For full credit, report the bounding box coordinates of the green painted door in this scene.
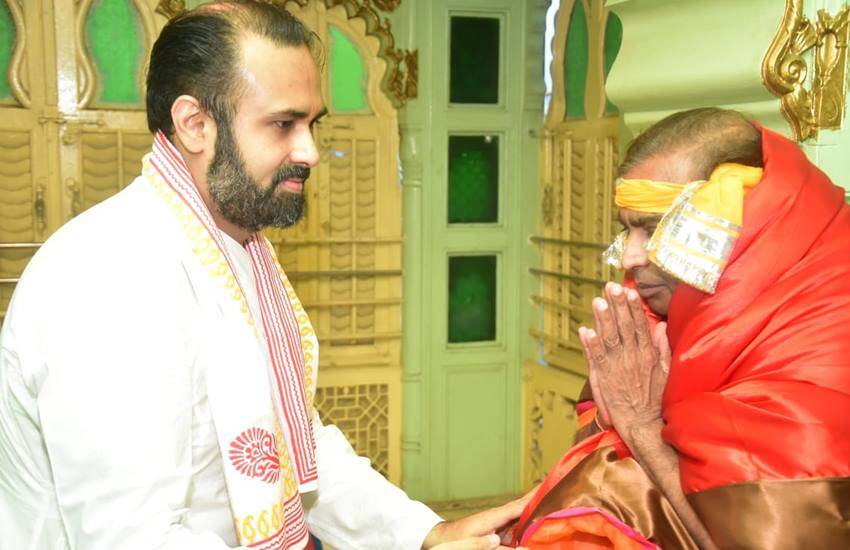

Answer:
[402,0,543,502]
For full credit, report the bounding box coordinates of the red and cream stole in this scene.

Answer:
[144,131,318,549]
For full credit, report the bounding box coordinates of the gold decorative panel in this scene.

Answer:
[525,0,621,485]
[523,362,584,489]
[763,0,850,141]
[76,131,151,215]
[532,128,617,373]
[156,0,418,108]
[0,130,37,318]
[328,137,377,344]
[268,124,402,364]
[267,2,404,483]
[315,383,390,477]
[0,131,35,242]
[284,0,418,108]
[530,0,620,373]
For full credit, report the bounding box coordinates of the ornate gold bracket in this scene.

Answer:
[156,0,417,108]
[762,0,850,141]
[155,0,186,18]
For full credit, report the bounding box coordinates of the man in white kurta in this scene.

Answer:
[0,145,438,549]
[0,2,524,549]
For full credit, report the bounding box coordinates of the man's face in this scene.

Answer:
[616,156,687,316]
[617,208,678,316]
[207,37,326,232]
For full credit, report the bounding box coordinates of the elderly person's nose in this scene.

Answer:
[621,232,649,270]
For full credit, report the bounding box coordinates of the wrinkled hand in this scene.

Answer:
[578,282,671,441]
[422,492,532,550]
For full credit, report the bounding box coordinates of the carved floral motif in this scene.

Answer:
[155,0,417,107]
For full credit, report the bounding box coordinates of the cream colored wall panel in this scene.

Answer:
[606,0,786,137]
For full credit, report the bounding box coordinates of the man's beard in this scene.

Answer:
[206,119,309,232]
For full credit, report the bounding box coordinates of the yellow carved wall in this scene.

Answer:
[0,0,159,321]
[523,0,621,489]
[277,1,404,483]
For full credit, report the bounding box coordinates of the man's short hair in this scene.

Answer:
[618,107,763,181]
[146,0,321,135]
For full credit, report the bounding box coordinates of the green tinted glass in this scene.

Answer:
[448,135,499,224]
[0,1,14,100]
[603,13,623,114]
[450,16,499,104]
[330,25,368,113]
[86,0,144,105]
[448,255,497,343]
[564,0,588,119]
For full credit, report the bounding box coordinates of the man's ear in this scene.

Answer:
[170,94,215,154]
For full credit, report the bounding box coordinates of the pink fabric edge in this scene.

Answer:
[519,506,659,549]
[575,401,596,415]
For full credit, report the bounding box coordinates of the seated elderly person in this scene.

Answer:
[512,108,850,549]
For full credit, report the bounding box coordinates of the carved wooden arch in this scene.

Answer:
[4,0,30,107]
[156,0,417,108]
[76,0,160,109]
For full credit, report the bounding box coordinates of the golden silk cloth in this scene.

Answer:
[513,431,850,549]
[514,127,850,548]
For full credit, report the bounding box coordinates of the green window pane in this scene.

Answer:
[603,13,623,114]
[563,0,588,119]
[448,135,499,224]
[0,1,14,100]
[450,16,499,104]
[448,255,497,343]
[329,25,368,113]
[86,0,144,105]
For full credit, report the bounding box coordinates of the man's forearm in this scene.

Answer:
[627,420,717,550]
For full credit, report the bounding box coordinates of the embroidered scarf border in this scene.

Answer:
[145,132,318,548]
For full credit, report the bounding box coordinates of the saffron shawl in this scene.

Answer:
[514,128,850,548]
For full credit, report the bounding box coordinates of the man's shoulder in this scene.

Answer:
[12,178,185,310]
[36,178,177,265]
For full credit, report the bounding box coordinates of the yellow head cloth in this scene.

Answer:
[605,162,764,293]
[615,162,763,225]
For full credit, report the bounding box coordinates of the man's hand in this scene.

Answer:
[422,493,531,550]
[578,284,717,549]
[578,282,670,450]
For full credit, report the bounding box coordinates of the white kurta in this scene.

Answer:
[0,176,441,549]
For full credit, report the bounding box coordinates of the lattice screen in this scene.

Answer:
[315,383,390,477]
